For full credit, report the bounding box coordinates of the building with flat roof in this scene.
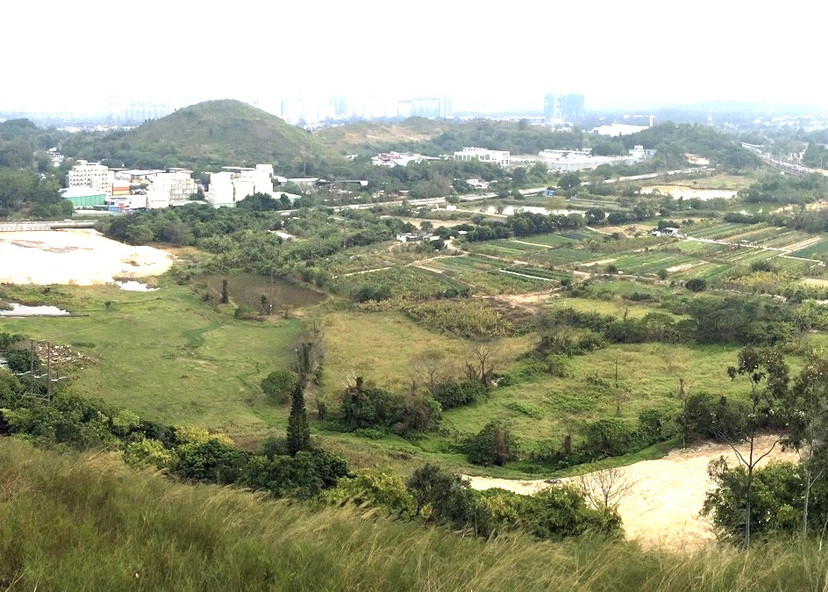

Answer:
[206,165,273,206]
[67,160,114,198]
[60,186,106,209]
[453,147,511,167]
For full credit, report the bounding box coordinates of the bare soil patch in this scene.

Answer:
[0,230,173,285]
[465,436,797,549]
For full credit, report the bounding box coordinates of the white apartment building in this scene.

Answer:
[206,165,273,206]
[168,171,198,204]
[67,160,114,198]
[207,172,235,205]
[453,147,511,167]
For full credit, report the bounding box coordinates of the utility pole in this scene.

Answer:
[29,339,35,397]
[46,341,52,402]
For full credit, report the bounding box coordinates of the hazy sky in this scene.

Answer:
[4,0,826,114]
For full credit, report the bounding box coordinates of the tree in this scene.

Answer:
[558,172,581,190]
[261,369,298,404]
[286,380,311,456]
[577,466,636,511]
[220,279,229,304]
[724,347,789,546]
[585,208,606,225]
[784,357,828,536]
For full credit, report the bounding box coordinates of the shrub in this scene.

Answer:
[261,369,298,405]
[637,408,674,445]
[234,304,259,320]
[465,421,518,466]
[124,437,178,468]
[432,379,487,409]
[324,468,416,517]
[685,278,707,292]
[677,393,749,443]
[175,438,252,485]
[582,418,640,457]
[340,378,398,431]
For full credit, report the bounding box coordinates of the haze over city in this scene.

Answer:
[5,0,827,116]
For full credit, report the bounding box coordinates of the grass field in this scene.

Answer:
[0,280,301,436]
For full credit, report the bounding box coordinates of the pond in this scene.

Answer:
[198,273,326,310]
[0,303,71,317]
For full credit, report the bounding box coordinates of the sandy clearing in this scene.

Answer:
[0,229,173,285]
[581,258,616,268]
[783,236,823,253]
[465,436,797,549]
[666,263,697,273]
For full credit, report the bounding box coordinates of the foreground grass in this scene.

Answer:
[2,437,828,592]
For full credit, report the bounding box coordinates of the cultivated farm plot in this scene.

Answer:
[517,233,579,248]
[788,238,828,258]
[333,266,466,299]
[609,252,701,276]
[464,241,541,259]
[719,225,778,244]
[685,223,764,241]
[754,230,814,249]
[527,247,602,267]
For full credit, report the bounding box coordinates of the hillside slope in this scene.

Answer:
[1,437,826,592]
[63,100,341,170]
[317,117,453,153]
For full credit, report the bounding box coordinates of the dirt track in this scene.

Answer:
[464,436,797,549]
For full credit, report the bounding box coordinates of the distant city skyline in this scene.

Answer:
[3,0,826,116]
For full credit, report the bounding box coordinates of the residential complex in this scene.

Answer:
[65,161,198,210]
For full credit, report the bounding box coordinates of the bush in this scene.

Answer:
[685,278,707,292]
[261,369,298,404]
[340,378,398,431]
[637,408,674,445]
[324,468,416,516]
[582,418,640,457]
[233,304,259,320]
[175,438,252,485]
[703,459,803,542]
[431,379,487,409]
[465,421,518,466]
[677,393,749,443]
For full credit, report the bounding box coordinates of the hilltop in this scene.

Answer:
[316,117,453,153]
[62,100,341,170]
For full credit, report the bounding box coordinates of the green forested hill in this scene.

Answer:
[62,100,342,171]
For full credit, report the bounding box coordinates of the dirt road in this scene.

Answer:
[464,436,797,548]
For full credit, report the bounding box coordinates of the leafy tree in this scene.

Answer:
[261,369,298,404]
[784,357,828,536]
[558,172,581,190]
[724,347,790,546]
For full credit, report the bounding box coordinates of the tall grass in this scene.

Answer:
[2,437,828,591]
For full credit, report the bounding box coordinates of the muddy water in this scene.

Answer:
[199,273,326,309]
